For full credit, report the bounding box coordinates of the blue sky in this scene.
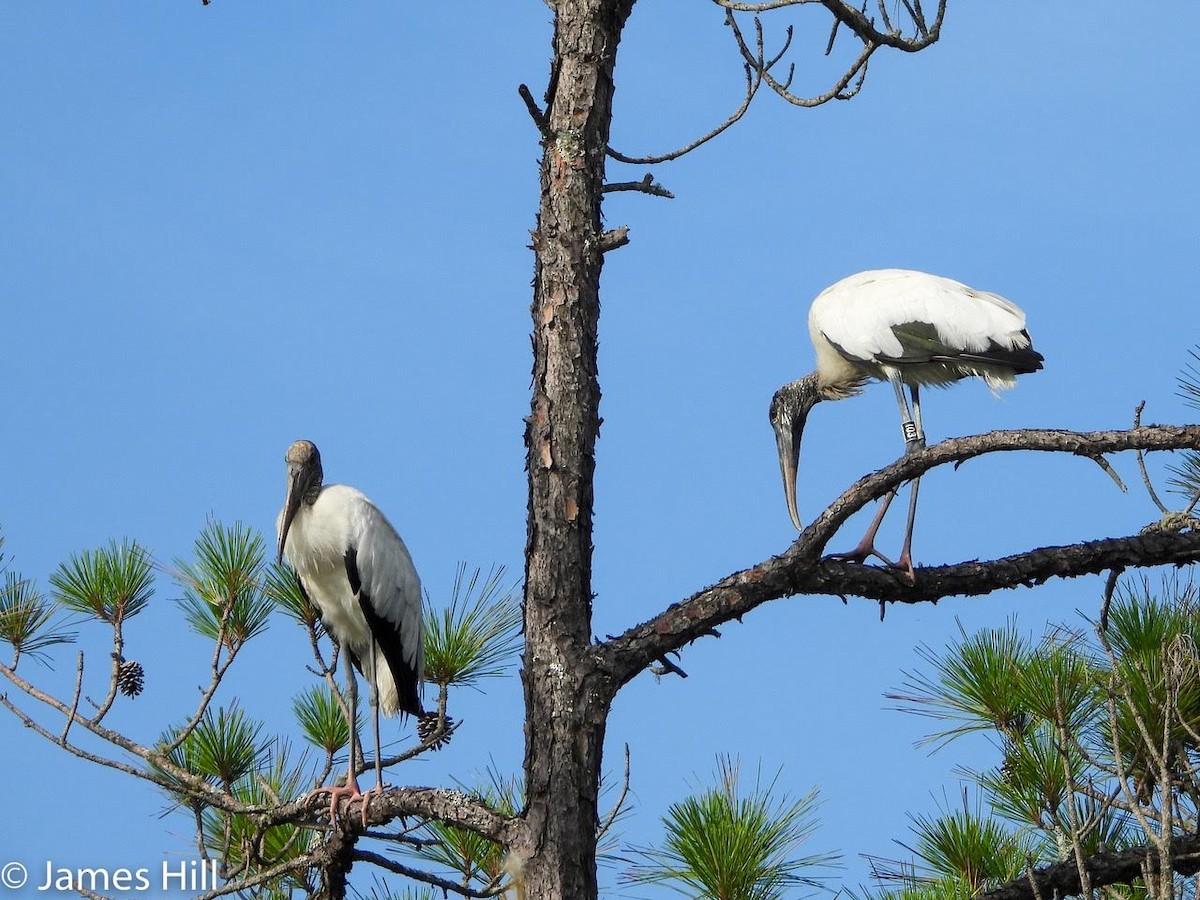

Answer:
[1,2,1198,896]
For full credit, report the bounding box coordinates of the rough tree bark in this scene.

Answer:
[521,2,634,897]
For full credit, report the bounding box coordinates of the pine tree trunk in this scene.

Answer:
[522,2,633,898]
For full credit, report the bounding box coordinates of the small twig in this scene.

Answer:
[1024,853,1046,900]
[352,848,505,898]
[1088,454,1128,493]
[824,13,841,55]
[518,84,552,141]
[597,227,630,253]
[607,27,761,165]
[61,651,85,744]
[650,651,688,678]
[1099,568,1123,633]
[876,0,894,36]
[187,853,319,900]
[88,620,124,724]
[1185,488,1200,518]
[192,804,211,864]
[1134,402,1170,513]
[597,743,632,840]
[602,173,675,199]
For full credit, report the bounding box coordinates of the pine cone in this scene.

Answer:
[417,711,455,750]
[117,659,145,698]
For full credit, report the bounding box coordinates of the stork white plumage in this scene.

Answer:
[769,269,1044,575]
[276,439,424,823]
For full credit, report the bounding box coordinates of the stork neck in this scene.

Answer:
[303,479,322,506]
[818,372,867,401]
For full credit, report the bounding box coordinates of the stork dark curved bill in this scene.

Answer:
[769,269,1043,573]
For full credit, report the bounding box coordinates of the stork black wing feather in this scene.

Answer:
[345,547,424,717]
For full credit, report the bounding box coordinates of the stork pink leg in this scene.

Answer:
[830,487,900,565]
[893,477,921,582]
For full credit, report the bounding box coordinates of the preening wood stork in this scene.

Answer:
[769,269,1043,575]
[276,439,424,822]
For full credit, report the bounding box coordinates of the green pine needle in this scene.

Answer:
[890,619,1033,747]
[980,725,1086,830]
[1166,451,1200,500]
[292,684,352,754]
[360,879,443,900]
[198,739,314,892]
[622,756,837,900]
[174,520,272,650]
[155,702,267,794]
[49,538,153,625]
[904,793,1027,890]
[264,560,321,631]
[0,571,76,663]
[423,563,522,688]
[1178,347,1200,412]
[1165,348,1200,498]
[1017,638,1103,734]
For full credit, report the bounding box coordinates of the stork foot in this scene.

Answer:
[828,540,896,568]
[357,782,389,829]
[889,551,916,584]
[828,542,916,583]
[307,778,366,829]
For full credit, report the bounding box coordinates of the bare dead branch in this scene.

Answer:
[824,13,841,56]
[1134,402,1171,514]
[712,0,945,112]
[600,425,1200,686]
[607,59,760,165]
[816,0,946,51]
[352,849,505,898]
[190,853,319,900]
[602,173,675,199]
[0,659,253,813]
[1099,567,1123,632]
[1089,454,1129,493]
[88,620,123,724]
[518,83,552,141]
[597,227,630,253]
[715,0,818,10]
[60,651,85,744]
[650,652,689,678]
[597,744,632,842]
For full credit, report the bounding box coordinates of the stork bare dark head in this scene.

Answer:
[769,375,822,532]
[277,439,323,565]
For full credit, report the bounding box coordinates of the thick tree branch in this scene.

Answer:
[599,425,1200,687]
[352,849,504,898]
[264,785,523,847]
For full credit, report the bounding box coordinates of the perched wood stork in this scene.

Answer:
[769,269,1043,575]
[276,439,424,823]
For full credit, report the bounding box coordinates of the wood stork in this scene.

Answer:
[769,269,1043,575]
[276,439,424,823]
